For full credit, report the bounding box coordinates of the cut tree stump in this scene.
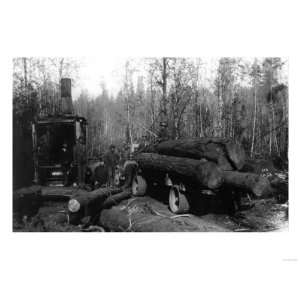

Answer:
[134,152,223,189]
[143,138,246,170]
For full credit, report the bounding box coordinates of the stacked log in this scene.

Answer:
[66,162,139,224]
[222,171,272,197]
[143,138,246,171]
[134,153,223,189]
[135,138,272,198]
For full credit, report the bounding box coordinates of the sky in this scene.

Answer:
[72,57,219,99]
[72,57,288,100]
[73,57,146,99]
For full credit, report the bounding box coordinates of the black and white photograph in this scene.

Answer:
[12,57,289,232]
[2,1,299,300]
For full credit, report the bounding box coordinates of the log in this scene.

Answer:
[134,152,223,189]
[13,185,42,201]
[134,153,271,197]
[68,186,122,224]
[41,186,86,200]
[99,196,231,232]
[143,138,246,170]
[224,140,246,170]
[13,185,43,220]
[222,171,272,197]
[101,188,132,209]
[270,177,288,203]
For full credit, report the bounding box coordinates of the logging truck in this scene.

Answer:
[129,139,272,214]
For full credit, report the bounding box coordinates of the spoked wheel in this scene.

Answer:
[132,175,147,196]
[169,186,190,214]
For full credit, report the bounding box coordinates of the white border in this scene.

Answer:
[1,1,299,300]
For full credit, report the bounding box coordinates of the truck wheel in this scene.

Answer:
[169,186,190,214]
[132,175,147,196]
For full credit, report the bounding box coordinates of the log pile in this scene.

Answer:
[143,138,246,171]
[134,153,223,189]
[67,161,138,224]
[135,138,272,197]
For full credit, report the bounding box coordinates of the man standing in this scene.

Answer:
[104,144,120,187]
[75,136,86,186]
[60,142,71,186]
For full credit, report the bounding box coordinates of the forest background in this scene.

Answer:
[13,57,288,188]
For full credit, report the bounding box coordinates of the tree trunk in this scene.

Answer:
[134,152,223,189]
[271,101,279,155]
[68,186,122,224]
[99,196,230,232]
[222,171,272,197]
[217,78,223,138]
[13,185,42,202]
[101,188,132,209]
[22,58,28,104]
[143,138,246,170]
[250,83,257,158]
[159,57,168,140]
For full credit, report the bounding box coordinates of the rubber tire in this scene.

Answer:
[169,186,190,214]
[132,175,147,196]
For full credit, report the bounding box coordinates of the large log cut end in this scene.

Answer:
[222,171,272,197]
[195,161,224,189]
[134,152,223,189]
[224,140,246,170]
[121,160,138,189]
[68,186,123,224]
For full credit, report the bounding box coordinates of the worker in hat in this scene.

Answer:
[60,141,71,186]
[103,144,120,186]
[75,136,86,187]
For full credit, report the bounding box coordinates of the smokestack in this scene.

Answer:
[60,78,73,114]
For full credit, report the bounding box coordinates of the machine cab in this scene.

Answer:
[32,115,87,186]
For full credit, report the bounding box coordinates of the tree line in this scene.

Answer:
[13,57,288,187]
[74,57,288,160]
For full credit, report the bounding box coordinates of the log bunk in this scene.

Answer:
[133,138,273,213]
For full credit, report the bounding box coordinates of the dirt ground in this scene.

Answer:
[13,193,288,232]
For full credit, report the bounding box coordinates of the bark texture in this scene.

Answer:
[134,152,223,189]
[100,196,231,232]
[143,138,246,170]
[222,171,272,197]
